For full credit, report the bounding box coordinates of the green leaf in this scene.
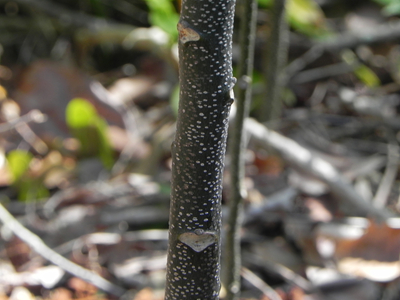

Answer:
[259,0,328,36]
[372,0,400,16]
[150,11,179,40]
[66,98,98,128]
[18,179,49,202]
[145,0,180,41]
[287,0,327,36]
[382,2,400,16]
[66,98,114,169]
[258,0,273,8]
[342,50,380,88]
[354,65,381,88]
[95,117,115,169]
[7,150,33,182]
[7,150,48,202]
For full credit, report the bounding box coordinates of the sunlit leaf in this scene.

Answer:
[7,150,33,182]
[66,98,114,169]
[354,65,381,88]
[6,150,48,202]
[286,0,327,36]
[342,50,380,88]
[287,0,322,25]
[145,0,180,41]
[66,98,97,128]
[150,12,179,41]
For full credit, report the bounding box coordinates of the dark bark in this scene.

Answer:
[222,0,257,299]
[165,0,237,299]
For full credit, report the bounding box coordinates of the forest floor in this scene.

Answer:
[1,0,400,299]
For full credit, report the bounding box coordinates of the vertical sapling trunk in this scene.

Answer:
[165,0,237,299]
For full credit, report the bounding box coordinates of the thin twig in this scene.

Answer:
[284,45,324,81]
[245,118,392,221]
[260,0,288,122]
[290,61,359,84]
[223,0,257,298]
[0,109,48,154]
[243,252,315,293]
[374,144,399,208]
[14,122,48,154]
[285,20,400,80]
[0,203,126,297]
[320,20,400,52]
[241,267,283,300]
[111,105,141,175]
[0,109,46,133]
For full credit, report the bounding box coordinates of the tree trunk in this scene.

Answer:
[165,0,237,299]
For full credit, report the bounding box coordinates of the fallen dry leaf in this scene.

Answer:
[338,258,400,282]
[317,220,400,282]
[13,60,124,137]
[335,221,400,262]
[45,288,73,300]
[68,277,98,298]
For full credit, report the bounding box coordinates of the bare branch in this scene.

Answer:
[0,109,46,133]
[245,118,392,221]
[0,203,126,297]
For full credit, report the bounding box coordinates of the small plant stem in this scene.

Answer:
[260,0,288,123]
[222,0,257,299]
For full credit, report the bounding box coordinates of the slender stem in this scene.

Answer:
[260,0,288,122]
[222,0,257,299]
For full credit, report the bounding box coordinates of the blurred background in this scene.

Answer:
[1,0,400,299]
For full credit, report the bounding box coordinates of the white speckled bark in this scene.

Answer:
[165,0,236,299]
